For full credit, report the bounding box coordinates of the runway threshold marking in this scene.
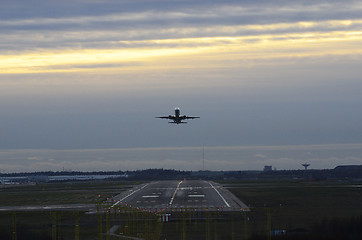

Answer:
[169,180,183,206]
[208,182,230,208]
[111,183,149,208]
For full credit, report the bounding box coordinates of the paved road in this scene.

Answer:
[111,180,249,212]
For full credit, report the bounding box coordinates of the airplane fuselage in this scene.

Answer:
[174,108,181,123]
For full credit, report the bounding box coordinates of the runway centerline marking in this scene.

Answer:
[208,182,230,208]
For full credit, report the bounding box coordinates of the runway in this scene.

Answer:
[110,180,249,213]
[0,180,248,214]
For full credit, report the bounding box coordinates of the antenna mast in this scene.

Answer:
[202,146,205,171]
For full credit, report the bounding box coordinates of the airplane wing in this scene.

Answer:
[156,116,175,120]
[180,116,200,120]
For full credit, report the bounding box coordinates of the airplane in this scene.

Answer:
[156,108,200,124]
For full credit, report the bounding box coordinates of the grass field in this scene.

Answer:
[0,179,361,239]
[0,180,136,206]
[225,180,362,231]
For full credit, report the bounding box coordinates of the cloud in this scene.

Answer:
[1,1,362,52]
[3,1,362,27]
[1,0,362,75]
[27,156,43,161]
[0,1,362,161]
[254,154,267,158]
[2,23,362,74]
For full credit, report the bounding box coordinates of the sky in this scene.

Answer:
[1,0,362,172]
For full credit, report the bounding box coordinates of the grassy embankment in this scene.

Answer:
[222,179,362,239]
[0,180,134,206]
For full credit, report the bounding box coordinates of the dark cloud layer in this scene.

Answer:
[1,0,361,54]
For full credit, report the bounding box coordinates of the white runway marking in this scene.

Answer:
[208,181,230,208]
[111,183,149,208]
[169,180,183,205]
[188,195,205,198]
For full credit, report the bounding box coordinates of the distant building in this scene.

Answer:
[263,166,272,171]
[334,165,362,171]
[333,165,362,178]
[28,175,49,183]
